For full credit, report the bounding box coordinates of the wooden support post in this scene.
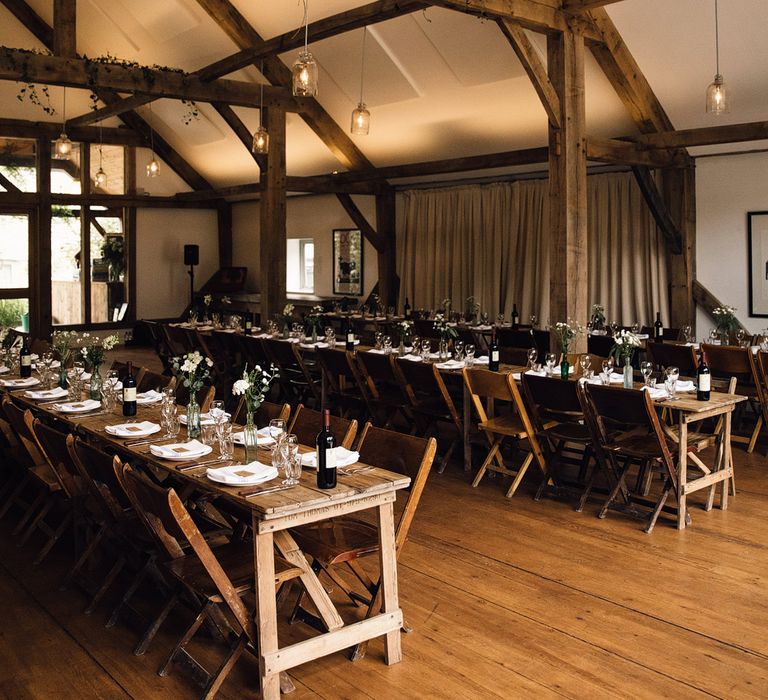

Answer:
[375,190,398,308]
[217,200,233,268]
[34,137,52,337]
[53,0,76,58]
[663,166,697,329]
[259,105,286,325]
[548,24,588,351]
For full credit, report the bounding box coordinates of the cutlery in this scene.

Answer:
[239,484,294,498]
[177,457,228,472]
[124,435,174,447]
[338,466,374,476]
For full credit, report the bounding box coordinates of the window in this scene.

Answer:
[0,138,36,192]
[0,209,32,330]
[286,238,314,293]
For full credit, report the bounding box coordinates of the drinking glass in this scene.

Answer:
[682,324,693,343]
[382,335,392,353]
[269,419,286,448]
[610,321,619,336]
[664,366,680,400]
[201,424,218,446]
[374,332,384,350]
[640,361,654,386]
[736,328,746,346]
[529,315,537,328]
[580,354,591,375]
[601,358,614,376]
[544,353,557,376]
[453,340,464,361]
[631,321,640,334]
[218,423,234,460]
[281,434,301,486]
[411,338,421,356]
[480,312,489,325]
[325,327,336,348]
[421,341,432,362]
[209,399,226,431]
[165,412,181,439]
[496,314,505,326]
[709,327,719,343]
[527,348,538,370]
[465,344,476,367]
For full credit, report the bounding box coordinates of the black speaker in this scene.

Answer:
[184,244,199,266]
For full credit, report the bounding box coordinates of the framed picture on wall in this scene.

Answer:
[333,228,363,296]
[748,211,768,316]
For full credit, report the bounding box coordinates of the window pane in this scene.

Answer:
[90,144,125,195]
[51,141,82,194]
[286,238,314,293]
[0,298,29,330]
[91,216,126,323]
[0,138,36,192]
[51,205,83,325]
[0,213,29,288]
[302,242,314,291]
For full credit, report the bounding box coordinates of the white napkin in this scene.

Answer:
[254,333,272,339]
[609,371,625,384]
[1,377,40,387]
[136,389,163,404]
[105,420,161,438]
[53,399,101,413]
[301,447,360,469]
[180,411,231,426]
[636,334,650,340]
[436,359,465,370]
[590,330,608,336]
[150,439,208,459]
[525,369,547,377]
[220,329,237,334]
[32,360,61,370]
[232,426,275,446]
[81,372,92,380]
[473,356,490,365]
[279,337,301,344]
[197,325,215,331]
[299,341,329,349]
[25,386,68,400]
[206,461,278,485]
[403,354,423,362]
[641,386,668,400]
[676,380,696,392]
[104,380,123,391]
[367,348,387,354]
[472,324,493,331]
[0,366,9,374]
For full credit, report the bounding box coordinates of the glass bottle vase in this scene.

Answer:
[243,410,259,463]
[89,363,103,400]
[623,358,633,389]
[58,366,69,390]
[186,392,202,439]
[438,339,450,361]
[560,358,569,380]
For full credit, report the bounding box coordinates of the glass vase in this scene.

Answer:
[438,339,449,361]
[623,359,633,389]
[243,410,259,463]
[186,392,202,439]
[282,326,289,339]
[311,327,318,344]
[398,339,406,357]
[89,363,103,400]
[58,366,69,390]
[560,358,569,380]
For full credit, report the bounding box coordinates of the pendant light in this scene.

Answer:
[53,87,72,160]
[252,60,269,154]
[292,0,318,97]
[146,103,160,177]
[94,121,107,188]
[350,27,370,135]
[706,0,730,114]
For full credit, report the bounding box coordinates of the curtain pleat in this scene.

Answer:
[397,172,669,325]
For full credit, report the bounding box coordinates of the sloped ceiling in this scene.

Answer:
[1,0,766,189]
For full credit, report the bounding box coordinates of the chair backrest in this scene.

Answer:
[394,358,462,428]
[175,382,215,412]
[646,342,698,374]
[496,328,535,349]
[356,351,399,399]
[68,437,131,520]
[2,397,45,467]
[288,404,358,449]
[701,343,754,378]
[316,347,366,395]
[137,369,176,394]
[521,373,582,429]
[238,336,271,370]
[499,347,531,366]
[28,417,81,498]
[587,334,615,358]
[232,398,290,427]
[356,422,436,552]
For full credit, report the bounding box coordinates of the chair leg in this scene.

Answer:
[61,524,106,590]
[747,415,762,453]
[0,472,31,519]
[202,634,248,700]
[505,453,533,498]
[644,478,673,534]
[33,509,73,566]
[11,489,46,536]
[471,438,502,487]
[85,556,126,615]
[598,459,632,519]
[158,601,212,677]
[108,557,154,628]
[17,497,54,546]
[134,590,179,656]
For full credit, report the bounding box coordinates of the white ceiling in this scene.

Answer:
[0,0,766,189]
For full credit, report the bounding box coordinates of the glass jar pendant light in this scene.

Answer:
[94,121,107,188]
[292,0,318,97]
[351,27,370,135]
[252,61,269,154]
[146,102,160,177]
[53,87,72,160]
[706,0,730,114]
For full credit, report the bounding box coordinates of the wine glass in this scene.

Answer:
[640,360,654,386]
[610,320,619,336]
[682,324,693,343]
[631,321,640,334]
[709,327,719,343]
[736,328,746,347]
[496,314,505,326]
[527,348,538,370]
[544,352,557,376]
[579,354,591,375]
[268,419,285,448]
[465,344,475,367]
[601,357,614,378]
[453,340,464,361]
[529,314,537,328]
[382,335,392,353]
[281,434,301,486]
[665,366,680,400]
[374,332,384,350]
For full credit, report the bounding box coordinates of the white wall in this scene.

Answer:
[136,208,218,319]
[232,194,379,299]
[696,151,768,336]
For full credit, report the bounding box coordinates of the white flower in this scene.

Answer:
[206,357,213,367]
[204,294,212,306]
[232,379,250,395]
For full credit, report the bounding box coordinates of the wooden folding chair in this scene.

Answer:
[462,368,546,498]
[290,423,436,660]
[356,351,410,428]
[646,342,698,377]
[232,398,290,427]
[175,383,216,413]
[136,369,176,394]
[118,463,301,698]
[263,338,320,406]
[315,347,370,419]
[288,403,357,449]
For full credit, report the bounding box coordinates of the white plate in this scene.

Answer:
[149,442,213,461]
[232,431,275,447]
[54,400,101,413]
[1,377,40,388]
[105,421,161,438]
[179,412,231,426]
[206,462,279,486]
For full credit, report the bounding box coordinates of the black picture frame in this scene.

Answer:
[333,228,363,296]
[748,211,768,317]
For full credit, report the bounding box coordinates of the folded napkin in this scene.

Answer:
[279,337,301,343]
[250,327,262,334]
[197,325,215,331]
[150,439,209,460]
[136,389,163,404]
[675,380,696,392]
[608,371,625,384]
[180,411,231,426]
[436,359,465,370]
[367,348,387,354]
[590,330,608,336]
[472,324,493,331]
[206,462,278,486]
[525,369,547,377]
[473,356,490,365]
[641,386,668,400]
[301,447,360,469]
[636,334,650,340]
[299,341,329,349]
[81,372,92,380]
[403,354,423,362]
[1,377,40,387]
[105,420,161,438]
[52,399,101,413]
[0,366,9,374]
[220,328,237,334]
[104,380,123,391]
[374,316,388,321]
[233,426,275,446]
[25,386,68,400]
[253,333,272,339]
[32,360,61,370]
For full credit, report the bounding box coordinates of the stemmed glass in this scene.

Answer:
[374,332,384,350]
[601,357,614,378]
[465,344,476,367]
[631,321,640,334]
[421,340,432,362]
[325,327,336,348]
[579,354,591,377]
[640,360,654,386]
[411,339,421,357]
[610,320,619,336]
[736,328,747,347]
[382,335,392,353]
[209,399,227,437]
[496,314,505,326]
[709,327,719,344]
[527,348,538,370]
[544,352,557,376]
[268,419,286,449]
[280,434,301,486]
[682,324,693,343]
[529,315,537,328]
[453,340,464,361]
[665,366,680,400]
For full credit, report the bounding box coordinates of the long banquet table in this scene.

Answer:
[9,389,410,699]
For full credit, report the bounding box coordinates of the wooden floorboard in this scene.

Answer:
[1,366,767,698]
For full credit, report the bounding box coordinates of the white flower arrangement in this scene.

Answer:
[433,313,457,340]
[80,333,120,366]
[554,320,584,353]
[610,330,641,363]
[591,303,606,326]
[203,294,212,307]
[306,305,324,330]
[231,363,279,414]
[397,319,413,341]
[52,329,84,363]
[172,351,214,393]
[712,305,739,333]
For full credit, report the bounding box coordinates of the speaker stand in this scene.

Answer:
[188,264,196,307]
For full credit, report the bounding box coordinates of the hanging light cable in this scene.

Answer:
[292,0,318,97]
[94,120,107,188]
[252,60,269,154]
[53,87,72,160]
[706,0,730,114]
[146,102,160,177]
[351,26,371,135]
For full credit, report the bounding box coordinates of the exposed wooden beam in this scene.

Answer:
[336,193,385,253]
[212,102,266,172]
[0,117,144,145]
[0,170,21,192]
[563,0,625,12]
[497,19,561,129]
[663,167,696,328]
[429,0,602,41]
[217,200,233,267]
[634,121,768,150]
[587,137,686,167]
[375,190,399,307]
[53,0,76,57]
[630,166,682,254]
[0,48,297,110]
[0,0,52,46]
[693,280,747,333]
[0,191,220,208]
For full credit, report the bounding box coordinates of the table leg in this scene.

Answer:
[721,411,731,510]
[252,522,280,700]
[463,380,472,472]
[377,501,402,665]
[677,419,688,531]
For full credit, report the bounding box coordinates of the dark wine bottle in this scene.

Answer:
[489,327,500,371]
[511,304,519,330]
[19,336,32,378]
[697,351,711,401]
[345,318,355,352]
[404,297,411,320]
[122,361,137,416]
[654,312,664,343]
[244,311,253,332]
[316,409,337,489]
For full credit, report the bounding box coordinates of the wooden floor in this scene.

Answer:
[1,357,767,698]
